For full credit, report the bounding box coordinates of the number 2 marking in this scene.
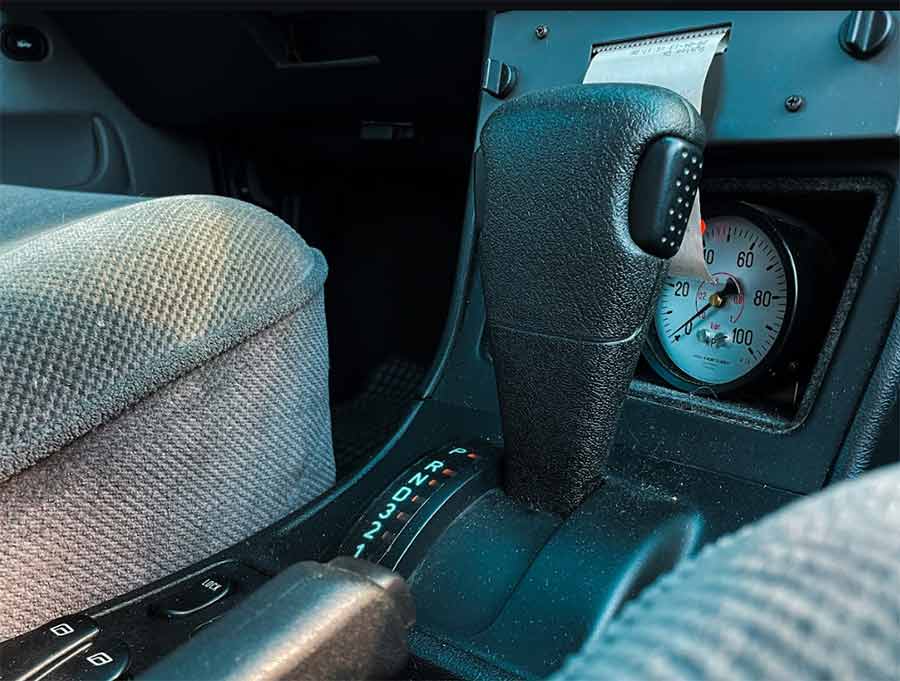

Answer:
[363,521,382,540]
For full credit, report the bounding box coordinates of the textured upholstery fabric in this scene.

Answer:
[0,185,142,256]
[0,186,334,639]
[551,463,900,681]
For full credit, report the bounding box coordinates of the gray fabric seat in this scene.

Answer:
[0,185,335,640]
[551,462,900,681]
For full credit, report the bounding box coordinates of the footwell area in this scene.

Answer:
[212,106,477,476]
[331,357,425,479]
[213,129,473,477]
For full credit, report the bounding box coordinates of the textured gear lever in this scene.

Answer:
[478,84,706,514]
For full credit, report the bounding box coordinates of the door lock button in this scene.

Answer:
[151,573,232,618]
[1,25,48,62]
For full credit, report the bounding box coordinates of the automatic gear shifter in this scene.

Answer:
[478,84,706,514]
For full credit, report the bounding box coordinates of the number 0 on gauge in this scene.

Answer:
[644,213,799,392]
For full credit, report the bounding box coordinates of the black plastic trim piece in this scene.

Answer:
[829,301,900,481]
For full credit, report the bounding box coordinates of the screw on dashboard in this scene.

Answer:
[784,95,804,113]
[535,24,549,40]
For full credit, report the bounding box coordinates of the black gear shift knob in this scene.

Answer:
[478,84,706,514]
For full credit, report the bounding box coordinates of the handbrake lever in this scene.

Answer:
[139,557,414,681]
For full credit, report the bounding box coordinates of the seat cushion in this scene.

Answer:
[0,186,335,639]
[550,463,900,681]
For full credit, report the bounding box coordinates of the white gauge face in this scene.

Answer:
[653,215,794,386]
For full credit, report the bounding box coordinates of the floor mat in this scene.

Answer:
[331,357,426,479]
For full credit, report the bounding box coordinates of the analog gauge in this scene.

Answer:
[645,213,798,392]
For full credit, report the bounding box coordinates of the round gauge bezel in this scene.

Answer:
[643,204,800,394]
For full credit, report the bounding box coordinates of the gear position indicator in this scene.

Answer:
[338,443,498,575]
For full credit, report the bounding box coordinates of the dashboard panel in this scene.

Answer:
[481,10,899,143]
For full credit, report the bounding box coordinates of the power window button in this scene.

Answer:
[151,574,232,618]
[0,615,99,681]
[41,638,130,681]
